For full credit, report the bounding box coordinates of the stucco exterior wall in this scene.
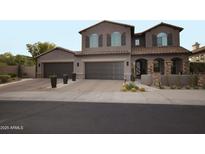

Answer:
[145,25,180,47]
[81,22,132,53]
[75,54,131,80]
[37,49,76,77]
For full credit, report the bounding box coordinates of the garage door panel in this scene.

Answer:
[44,62,73,78]
[85,62,124,80]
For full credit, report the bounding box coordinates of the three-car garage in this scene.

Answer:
[36,47,128,80]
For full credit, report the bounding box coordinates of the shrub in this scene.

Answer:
[0,75,11,83]
[121,87,128,92]
[139,87,145,92]
[125,82,136,90]
[185,85,191,89]
[170,85,177,89]
[177,86,182,89]
[131,87,137,92]
[8,73,17,78]
[193,86,199,89]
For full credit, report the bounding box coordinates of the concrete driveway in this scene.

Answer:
[0,79,122,92]
[0,79,205,106]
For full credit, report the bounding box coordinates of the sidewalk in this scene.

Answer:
[0,89,205,106]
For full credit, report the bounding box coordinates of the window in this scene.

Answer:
[135,39,140,46]
[154,58,164,74]
[89,34,98,48]
[111,32,121,46]
[157,32,167,47]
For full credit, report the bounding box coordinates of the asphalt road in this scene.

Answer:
[0,100,205,134]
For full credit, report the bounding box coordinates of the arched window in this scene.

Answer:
[171,57,183,74]
[89,34,98,48]
[154,58,165,74]
[111,32,121,46]
[157,32,167,47]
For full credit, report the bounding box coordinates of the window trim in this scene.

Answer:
[157,32,168,47]
[111,32,121,47]
[89,33,99,48]
[135,39,140,46]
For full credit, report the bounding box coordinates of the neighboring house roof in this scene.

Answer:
[192,46,205,55]
[35,47,75,58]
[134,22,184,36]
[75,50,130,56]
[131,46,190,55]
[79,20,135,34]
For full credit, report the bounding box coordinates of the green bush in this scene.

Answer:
[8,73,17,78]
[0,75,11,83]
[125,82,137,90]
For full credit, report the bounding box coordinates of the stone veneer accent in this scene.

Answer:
[165,59,172,75]
[147,60,153,74]
[198,74,205,87]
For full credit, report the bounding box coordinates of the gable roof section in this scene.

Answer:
[132,46,190,55]
[79,20,135,34]
[35,47,75,59]
[192,46,205,54]
[135,22,184,36]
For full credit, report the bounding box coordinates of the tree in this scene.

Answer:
[0,52,16,65]
[26,42,56,59]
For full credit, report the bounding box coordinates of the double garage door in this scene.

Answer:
[44,62,73,78]
[85,62,124,80]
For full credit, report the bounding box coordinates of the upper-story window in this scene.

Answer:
[89,34,98,48]
[135,39,140,46]
[111,32,121,47]
[157,32,168,47]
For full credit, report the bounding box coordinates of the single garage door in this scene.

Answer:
[44,62,73,78]
[85,62,124,80]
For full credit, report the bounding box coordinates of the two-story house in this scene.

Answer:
[36,20,190,80]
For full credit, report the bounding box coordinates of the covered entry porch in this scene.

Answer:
[132,54,189,78]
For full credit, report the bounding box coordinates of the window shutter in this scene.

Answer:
[152,34,157,47]
[107,34,111,46]
[168,33,173,46]
[85,36,89,48]
[99,34,103,47]
[121,32,126,46]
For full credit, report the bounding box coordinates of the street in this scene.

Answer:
[0,100,205,133]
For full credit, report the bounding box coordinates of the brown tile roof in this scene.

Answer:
[75,50,130,56]
[192,46,205,54]
[134,22,183,36]
[131,46,190,55]
[79,20,134,34]
[35,47,75,58]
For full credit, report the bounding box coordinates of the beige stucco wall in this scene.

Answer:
[37,49,76,77]
[81,22,132,53]
[145,25,180,47]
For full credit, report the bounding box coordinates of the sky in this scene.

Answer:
[0,20,205,56]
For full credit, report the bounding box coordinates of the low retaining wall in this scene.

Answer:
[0,65,35,78]
[141,74,205,87]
